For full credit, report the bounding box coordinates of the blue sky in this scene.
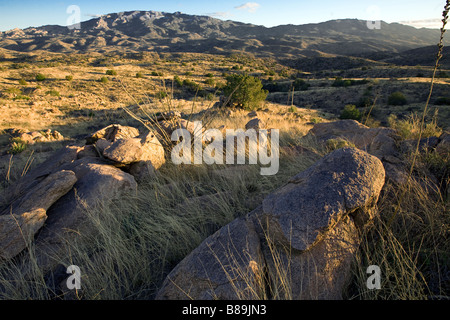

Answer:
[0,0,446,31]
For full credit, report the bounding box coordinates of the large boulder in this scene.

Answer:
[304,120,400,159]
[85,124,140,145]
[0,170,77,261]
[29,157,138,273]
[103,131,165,168]
[156,147,385,300]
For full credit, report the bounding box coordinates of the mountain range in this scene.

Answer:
[0,10,445,62]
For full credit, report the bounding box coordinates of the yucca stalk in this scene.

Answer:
[388,0,449,227]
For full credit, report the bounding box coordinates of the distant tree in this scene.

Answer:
[293,78,310,91]
[388,91,407,106]
[223,74,268,110]
[340,104,361,120]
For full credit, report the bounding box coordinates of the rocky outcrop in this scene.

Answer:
[304,119,400,159]
[85,124,140,145]
[0,123,167,267]
[155,147,386,300]
[0,170,77,261]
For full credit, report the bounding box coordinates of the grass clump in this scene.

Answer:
[388,91,407,106]
[388,112,442,140]
[106,69,117,76]
[35,73,46,82]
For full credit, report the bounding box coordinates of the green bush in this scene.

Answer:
[106,70,117,76]
[65,75,73,81]
[46,89,60,97]
[388,91,407,106]
[18,78,28,86]
[293,78,310,91]
[135,72,144,78]
[223,74,268,110]
[35,73,46,81]
[434,96,450,105]
[340,104,361,120]
[174,75,183,87]
[100,76,109,83]
[156,91,168,99]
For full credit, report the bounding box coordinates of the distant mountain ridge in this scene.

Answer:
[0,10,444,60]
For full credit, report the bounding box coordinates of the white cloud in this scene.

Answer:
[398,18,442,29]
[206,12,231,18]
[85,14,103,18]
[234,2,261,13]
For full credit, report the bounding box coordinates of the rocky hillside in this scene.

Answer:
[0,11,443,59]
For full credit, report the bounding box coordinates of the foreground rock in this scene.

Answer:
[304,120,400,159]
[0,170,77,261]
[0,139,138,267]
[31,158,137,273]
[155,147,385,300]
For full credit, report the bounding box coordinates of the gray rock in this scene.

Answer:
[155,214,264,300]
[103,130,165,169]
[305,120,400,159]
[436,131,450,156]
[155,147,385,300]
[245,118,265,131]
[2,146,79,206]
[86,124,140,145]
[30,158,137,273]
[0,170,77,261]
[262,147,385,251]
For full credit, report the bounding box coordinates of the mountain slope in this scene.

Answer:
[0,10,444,59]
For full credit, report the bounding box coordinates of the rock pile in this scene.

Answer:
[0,124,165,272]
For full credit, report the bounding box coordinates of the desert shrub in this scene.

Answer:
[332,77,369,87]
[100,76,109,83]
[173,75,183,87]
[182,79,202,93]
[340,104,361,120]
[65,75,73,81]
[46,89,60,97]
[388,91,407,106]
[205,73,214,78]
[326,138,356,151]
[35,73,46,81]
[288,105,297,113]
[9,139,27,154]
[135,72,144,78]
[293,78,310,91]
[434,96,450,105]
[5,87,22,95]
[204,78,215,86]
[223,74,268,110]
[18,78,28,86]
[106,69,117,76]
[152,71,164,77]
[13,95,30,101]
[388,113,442,140]
[156,90,168,99]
